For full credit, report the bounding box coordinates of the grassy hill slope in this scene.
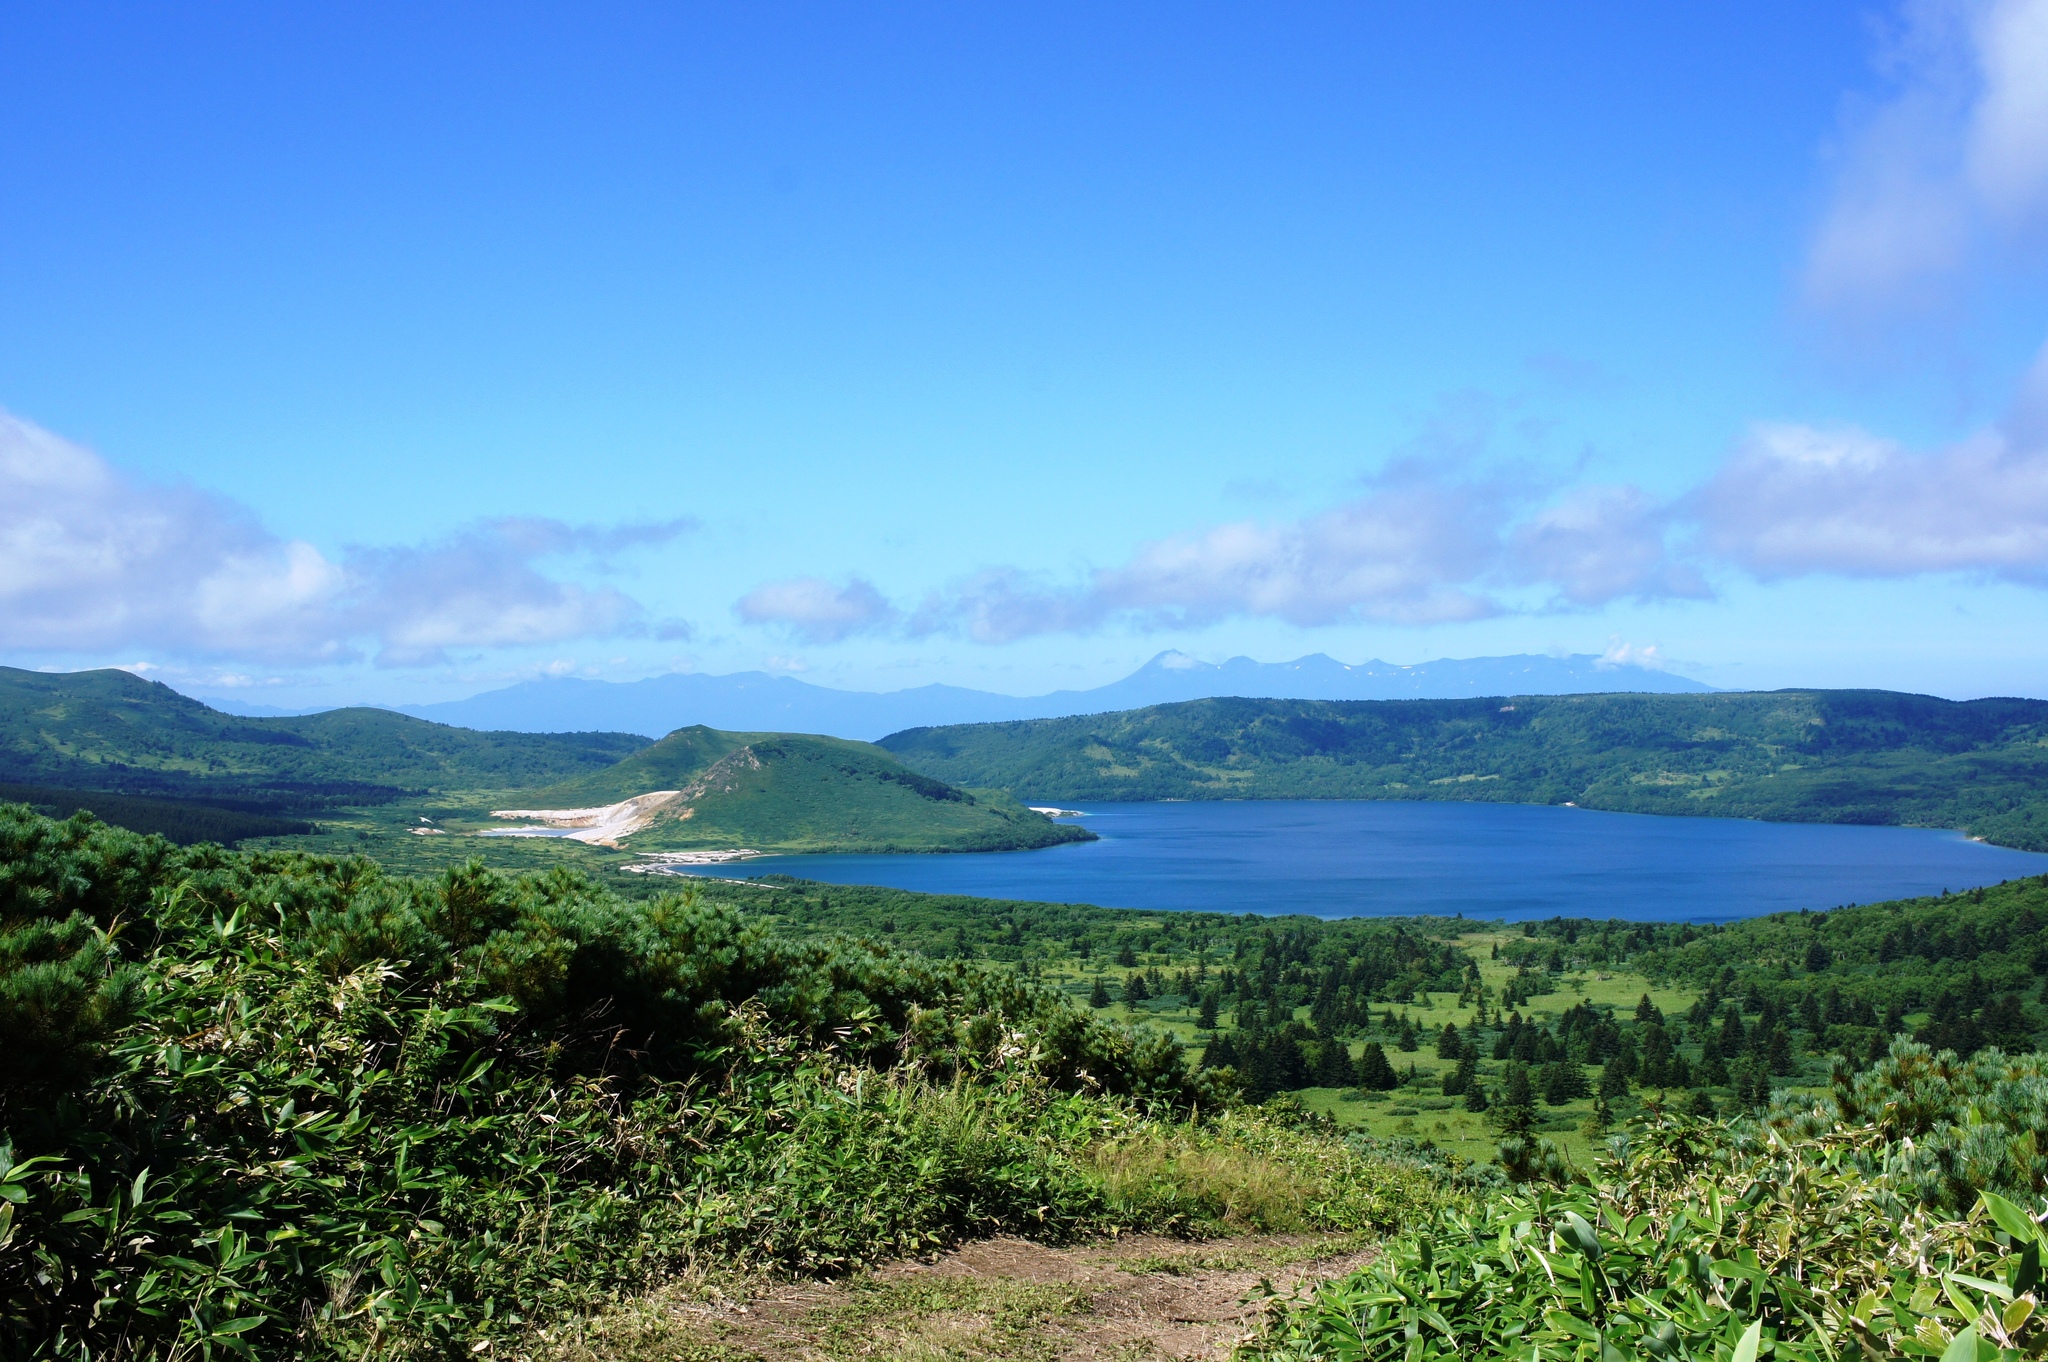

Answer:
[0,666,649,809]
[878,689,2048,850]
[524,725,1094,853]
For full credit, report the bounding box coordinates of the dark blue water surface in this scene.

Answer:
[672,801,2048,922]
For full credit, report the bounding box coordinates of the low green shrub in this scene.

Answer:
[1243,1046,2048,1361]
[1767,1040,2048,1213]
[0,807,1389,1360]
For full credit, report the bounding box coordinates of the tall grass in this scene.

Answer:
[1090,1110,1444,1235]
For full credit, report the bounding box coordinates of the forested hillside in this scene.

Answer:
[880,689,2048,849]
[518,725,1091,853]
[0,666,647,810]
[0,670,1085,857]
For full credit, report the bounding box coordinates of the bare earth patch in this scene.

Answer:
[530,1234,1372,1362]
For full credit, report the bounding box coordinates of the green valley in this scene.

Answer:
[880,688,2048,849]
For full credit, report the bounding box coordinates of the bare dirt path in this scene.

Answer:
[535,1232,1372,1361]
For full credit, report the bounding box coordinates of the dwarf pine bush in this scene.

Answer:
[0,806,1354,1360]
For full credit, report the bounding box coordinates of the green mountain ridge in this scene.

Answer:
[0,665,647,808]
[878,689,2048,851]
[0,668,1087,855]
[517,724,1092,853]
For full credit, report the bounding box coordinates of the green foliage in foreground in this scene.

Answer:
[879,689,2048,849]
[0,805,1431,1360]
[1244,1041,2048,1361]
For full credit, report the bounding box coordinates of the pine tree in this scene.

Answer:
[1436,1022,1462,1058]
[1123,972,1150,1004]
[1197,991,1219,1031]
[1464,1081,1489,1113]
[1504,1062,1534,1109]
[1598,1051,1632,1099]
[1397,1017,1419,1052]
[1088,978,1110,1009]
[1542,1060,1590,1106]
[1116,944,1137,968]
[1493,1065,1536,1137]
[1315,1040,1356,1088]
[1765,1026,1794,1075]
[1357,1041,1399,1091]
[1443,1047,1477,1097]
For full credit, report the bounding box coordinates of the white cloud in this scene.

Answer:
[1508,485,1711,607]
[0,411,689,667]
[1598,641,1669,671]
[1967,0,2048,218]
[734,576,895,643]
[885,464,1699,644]
[1092,469,1509,629]
[1805,0,2048,309]
[1692,413,2048,580]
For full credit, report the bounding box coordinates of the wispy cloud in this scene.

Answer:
[785,459,1706,646]
[744,353,2048,645]
[734,576,896,643]
[0,411,692,667]
[1509,486,1711,608]
[1805,0,2048,311]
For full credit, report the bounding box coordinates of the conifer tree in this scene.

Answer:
[1436,1022,1462,1058]
[1598,1049,1633,1099]
[1443,1047,1478,1097]
[1542,1060,1590,1105]
[1315,1040,1356,1088]
[1089,978,1110,1009]
[1116,943,1137,968]
[1765,1026,1794,1075]
[1123,972,1150,1004]
[1356,1041,1399,1091]
[1197,991,1218,1031]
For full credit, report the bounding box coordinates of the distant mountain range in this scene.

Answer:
[211,651,1712,741]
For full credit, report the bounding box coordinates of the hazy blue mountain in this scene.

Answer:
[379,652,1714,740]
[194,699,336,717]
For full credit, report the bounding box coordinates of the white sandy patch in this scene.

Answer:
[621,849,766,874]
[485,790,684,847]
[1029,806,1087,817]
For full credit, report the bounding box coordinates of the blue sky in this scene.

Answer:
[6,1,2048,704]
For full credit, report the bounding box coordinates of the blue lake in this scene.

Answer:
[669,800,2048,922]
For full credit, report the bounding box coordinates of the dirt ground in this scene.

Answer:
[533,1232,1373,1361]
